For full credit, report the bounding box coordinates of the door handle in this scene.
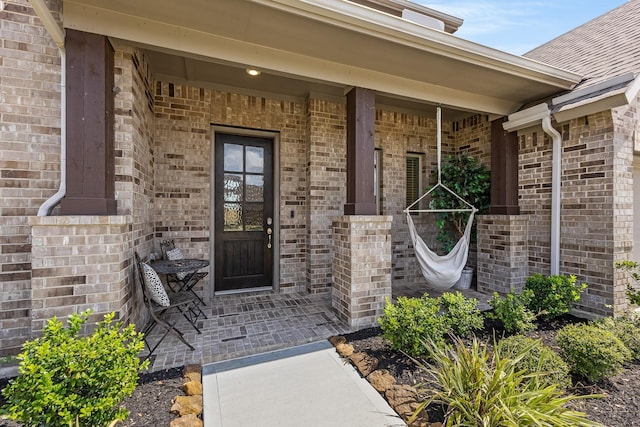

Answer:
[267,227,272,249]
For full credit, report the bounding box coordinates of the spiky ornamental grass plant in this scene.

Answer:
[411,336,604,427]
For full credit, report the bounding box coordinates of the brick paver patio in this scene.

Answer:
[143,284,491,372]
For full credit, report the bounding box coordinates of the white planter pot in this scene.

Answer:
[454,267,474,290]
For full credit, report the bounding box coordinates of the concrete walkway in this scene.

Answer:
[203,341,406,427]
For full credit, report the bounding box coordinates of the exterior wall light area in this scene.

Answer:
[246,68,261,76]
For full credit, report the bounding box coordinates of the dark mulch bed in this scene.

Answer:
[344,314,640,427]
[2,314,640,426]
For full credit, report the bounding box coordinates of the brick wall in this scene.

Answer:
[453,114,492,167]
[113,43,156,327]
[375,110,438,288]
[154,83,212,298]
[307,98,346,293]
[29,216,132,333]
[209,89,309,293]
[0,0,62,355]
[612,92,638,312]
[517,109,632,316]
[452,113,492,272]
[154,85,310,294]
[519,130,552,274]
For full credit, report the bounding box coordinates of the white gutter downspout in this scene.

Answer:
[542,117,562,275]
[30,0,66,216]
[503,103,561,276]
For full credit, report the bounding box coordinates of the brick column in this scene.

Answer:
[332,215,392,329]
[477,215,528,294]
[29,216,133,333]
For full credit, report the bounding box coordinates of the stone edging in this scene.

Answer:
[329,336,442,427]
[169,365,204,427]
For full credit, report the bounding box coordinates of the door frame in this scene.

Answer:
[210,125,280,298]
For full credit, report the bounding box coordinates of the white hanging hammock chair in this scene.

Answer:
[404,107,478,289]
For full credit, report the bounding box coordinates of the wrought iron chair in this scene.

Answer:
[160,239,208,306]
[134,252,202,359]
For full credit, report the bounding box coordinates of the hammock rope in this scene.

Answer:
[403,106,477,289]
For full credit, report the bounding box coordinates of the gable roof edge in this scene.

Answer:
[254,0,582,89]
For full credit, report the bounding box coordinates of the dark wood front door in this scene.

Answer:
[214,134,274,292]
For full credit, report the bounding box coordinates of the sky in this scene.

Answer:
[415,0,628,55]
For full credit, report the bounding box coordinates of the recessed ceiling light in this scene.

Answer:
[246,68,261,76]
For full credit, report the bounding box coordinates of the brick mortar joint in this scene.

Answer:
[29,215,134,226]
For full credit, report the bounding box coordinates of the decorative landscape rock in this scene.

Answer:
[169,365,204,424]
[385,384,418,407]
[367,369,396,393]
[329,335,347,346]
[183,380,203,396]
[349,351,379,377]
[336,342,355,357]
[184,371,202,384]
[171,395,203,416]
[385,384,430,426]
[169,413,204,427]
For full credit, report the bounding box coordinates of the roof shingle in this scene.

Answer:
[525,0,640,91]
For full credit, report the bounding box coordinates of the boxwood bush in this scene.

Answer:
[593,315,640,361]
[439,291,484,338]
[378,295,446,356]
[487,290,537,334]
[0,310,148,427]
[556,323,631,383]
[524,273,586,319]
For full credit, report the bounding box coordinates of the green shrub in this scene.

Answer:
[412,336,603,426]
[556,323,631,383]
[378,295,446,356]
[524,273,586,319]
[496,335,571,390]
[593,315,640,361]
[487,290,537,334]
[616,260,640,305]
[438,291,484,338]
[1,310,148,427]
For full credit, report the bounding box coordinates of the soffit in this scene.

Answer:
[63,0,580,116]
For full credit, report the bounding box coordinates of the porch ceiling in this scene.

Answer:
[62,0,581,117]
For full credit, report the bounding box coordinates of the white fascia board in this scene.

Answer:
[551,74,640,123]
[625,73,640,104]
[253,0,581,88]
[552,72,634,105]
[64,2,521,115]
[502,103,550,132]
[553,90,627,123]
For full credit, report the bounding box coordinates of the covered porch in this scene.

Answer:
[4,0,602,359]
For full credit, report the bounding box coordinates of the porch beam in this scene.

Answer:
[489,117,520,215]
[60,29,117,215]
[344,87,376,215]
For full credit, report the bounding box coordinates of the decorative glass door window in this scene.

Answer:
[223,143,265,232]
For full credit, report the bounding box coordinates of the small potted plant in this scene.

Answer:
[428,154,490,288]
